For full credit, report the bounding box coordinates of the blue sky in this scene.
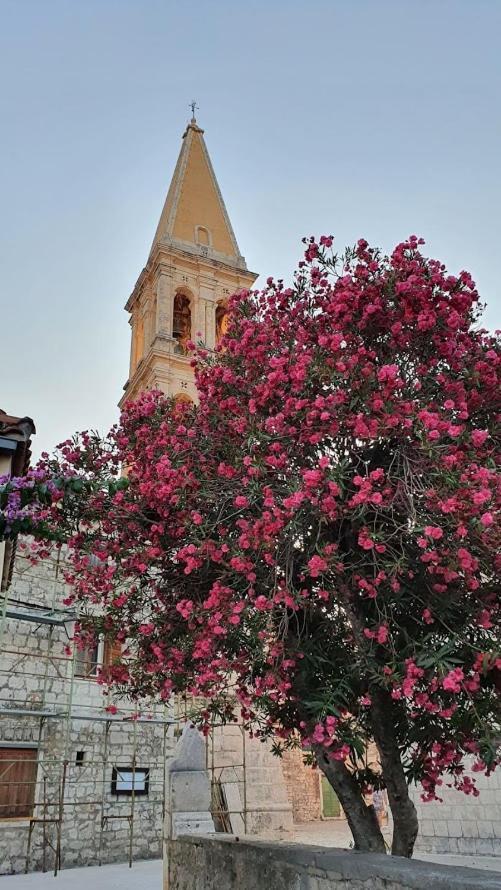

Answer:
[1,0,500,458]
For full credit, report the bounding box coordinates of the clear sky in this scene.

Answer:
[1,0,500,459]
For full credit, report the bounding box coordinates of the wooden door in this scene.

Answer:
[321,774,341,818]
[0,747,37,818]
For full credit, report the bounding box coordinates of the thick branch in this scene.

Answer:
[371,689,418,858]
[312,743,386,854]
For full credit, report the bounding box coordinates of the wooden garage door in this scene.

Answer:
[0,747,37,818]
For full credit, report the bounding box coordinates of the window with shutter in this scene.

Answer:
[103,637,122,667]
[0,747,38,819]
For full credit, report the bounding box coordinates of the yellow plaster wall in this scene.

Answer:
[171,133,236,257]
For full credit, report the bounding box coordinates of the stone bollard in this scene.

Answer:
[163,723,214,889]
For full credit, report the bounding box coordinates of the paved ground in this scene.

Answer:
[295,821,501,873]
[0,859,162,890]
[1,824,500,887]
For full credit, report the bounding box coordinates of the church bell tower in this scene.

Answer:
[120,114,257,406]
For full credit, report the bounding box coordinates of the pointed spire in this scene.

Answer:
[150,114,245,268]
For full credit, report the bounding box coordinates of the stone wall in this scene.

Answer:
[167,835,501,890]
[412,762,501,857]
[281,748,322,823]
[0,696,169,875]
[210,723,294,836]
[0,548,172,874]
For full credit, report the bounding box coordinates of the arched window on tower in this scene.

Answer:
[215,303,229,345]
[172,292,192,354]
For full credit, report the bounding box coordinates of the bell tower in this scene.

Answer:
[120,115,257,406]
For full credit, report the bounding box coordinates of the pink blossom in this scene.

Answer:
[138,623,155,636]
[424,525,443,540]
[471,429,488,447]
[328,745,350,761]
[358,530,375,550]
[302,469,323,487]
[254,595,271,611]
[377,364,399,383]
[234,495,249,508]
[307,554,328,577]
[442,668,464,693]
[477,609,492,629]
[480,511,493,527]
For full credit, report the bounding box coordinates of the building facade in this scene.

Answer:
[1,465,174,874]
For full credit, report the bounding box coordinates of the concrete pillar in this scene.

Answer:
[156,269,174,337]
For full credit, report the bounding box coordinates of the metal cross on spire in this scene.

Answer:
[189,100,198,121]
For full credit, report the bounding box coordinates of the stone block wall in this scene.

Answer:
[412,762,501,857]
[210,724,294,836]
[0,706,171,873]
[167,834,501,890]
[281,748,322,822]
[0,547,171,874]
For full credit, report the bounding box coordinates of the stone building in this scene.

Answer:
[1,500,175,873]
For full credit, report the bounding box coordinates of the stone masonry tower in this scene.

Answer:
[120,114,257,406]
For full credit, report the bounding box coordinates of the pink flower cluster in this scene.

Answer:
[4,234,499,808]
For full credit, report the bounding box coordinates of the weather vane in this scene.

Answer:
[190,100,198,120]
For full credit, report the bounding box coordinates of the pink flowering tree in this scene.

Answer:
[1,236,500,857]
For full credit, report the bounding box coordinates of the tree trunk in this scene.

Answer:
[313,744,386,854]
[370,689,419,858]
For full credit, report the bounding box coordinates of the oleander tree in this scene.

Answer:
[1,236,500,857]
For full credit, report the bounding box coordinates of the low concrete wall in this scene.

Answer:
[167,834,501,890]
